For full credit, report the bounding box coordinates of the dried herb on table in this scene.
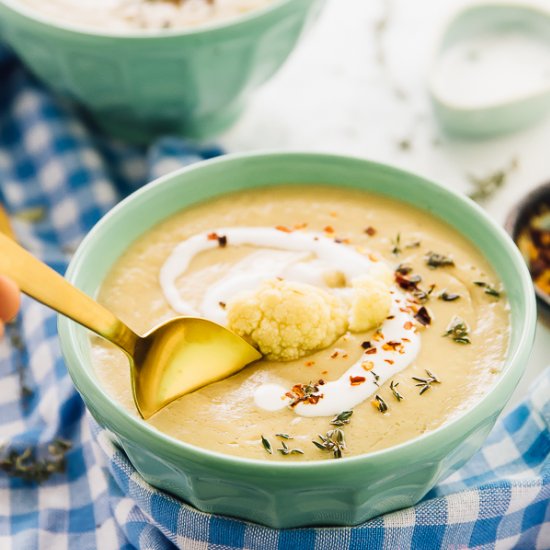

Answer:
[277,441,304,456]
[275,433,292,440]
[390,380,404,401]
[473,281,501,298]
[412,369,441,395]
[312,429,346,459]
[443,316,471,344]
[0,438,71,483]
[330,410,353,427]
[467,157,518,203]
[425,251,455,269]
[261,435,273,455]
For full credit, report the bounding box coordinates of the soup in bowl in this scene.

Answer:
[59,152,536,527]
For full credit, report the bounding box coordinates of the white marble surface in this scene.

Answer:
[220,0,550,410]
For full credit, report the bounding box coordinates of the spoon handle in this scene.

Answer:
[0,233,138,356]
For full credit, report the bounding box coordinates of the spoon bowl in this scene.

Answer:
[0,232,261,418]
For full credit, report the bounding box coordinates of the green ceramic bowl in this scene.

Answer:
[58,152,536,528]
[0,0,323,141]
[429,3,550,138]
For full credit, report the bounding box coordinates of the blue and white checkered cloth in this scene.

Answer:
[0,44,549,549]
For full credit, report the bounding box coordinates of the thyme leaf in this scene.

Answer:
[391,233,401,255]
[330,410,353,427]
[444,316,471,344]
[425,251,455,269]
[390,380,404,401]
[473,281,501,298]
[372,394,388,413]
[261,435,273,455]
[439,291,460,302]
[277,440,304,456]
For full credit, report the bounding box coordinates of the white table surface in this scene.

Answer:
[220,0,550,411]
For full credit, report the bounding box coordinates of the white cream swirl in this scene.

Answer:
[160,227,421,417]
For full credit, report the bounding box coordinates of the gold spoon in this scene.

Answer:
[0,231,261,419]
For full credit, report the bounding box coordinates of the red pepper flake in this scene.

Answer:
[330,350,339,359]
[321,370,328,375]
[395,271,422,291]
[373,330,384,342]
[368,253,380,262]
[382,341,402,352]
[414,306,432,326]
[318,379,325,385]
[219,301,226,309]
[342,353,348,359]
[305,361,315,367]
[365,348,377,355]
[275,225,293,233]
[403,321,413,330]
[286,381,325,407]
[324,225,335,234]
[384,359,395,365]
[350,375,366,386]
[402,337,411,343]
[362,361,374,371]
[217,235,227,247]
[386,315,395,320]
[207,232,218,240]
[361,341,372,349]
[365,226,376,236]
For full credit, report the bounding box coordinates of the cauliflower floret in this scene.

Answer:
[349,275,392,332]
[227,279,348,361]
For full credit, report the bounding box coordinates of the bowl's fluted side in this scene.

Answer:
[59,153,536,529]
[86,400,504,528]
[0,0,323,141]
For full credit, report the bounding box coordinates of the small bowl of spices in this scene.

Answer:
[505,182,550,318]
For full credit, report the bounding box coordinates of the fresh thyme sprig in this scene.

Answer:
[412,369,441,395]
[330,410,353,427]
[444,316,471,344]
[312,429,346,459]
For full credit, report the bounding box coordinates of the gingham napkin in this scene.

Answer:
[0,45,549,550]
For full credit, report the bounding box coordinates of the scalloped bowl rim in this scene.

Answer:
[58,151,537,473]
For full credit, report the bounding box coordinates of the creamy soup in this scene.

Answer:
[92,186,510,461]
[18,0,274,31]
